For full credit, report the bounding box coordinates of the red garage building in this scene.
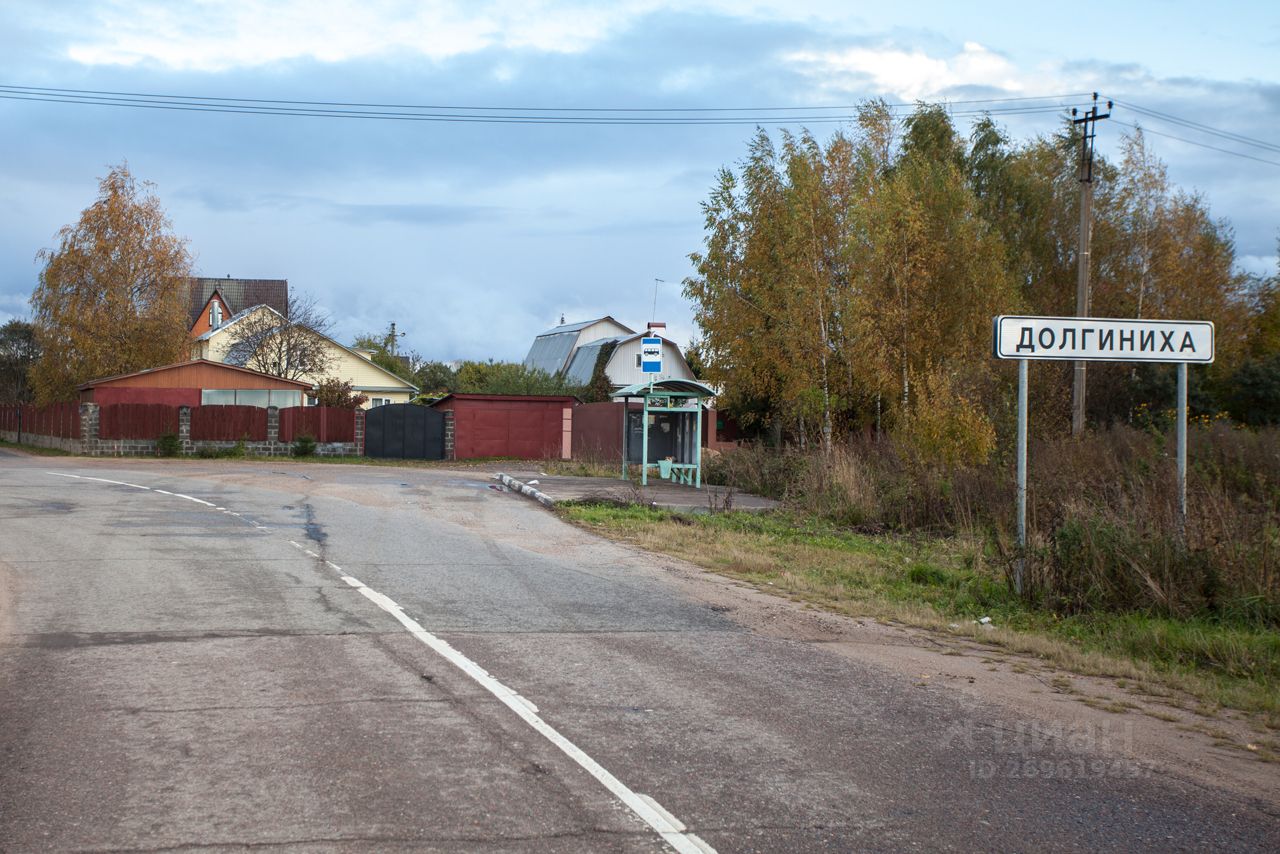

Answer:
[79,360,313,407]
[430,393,576,460]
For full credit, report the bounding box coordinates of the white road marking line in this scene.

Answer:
[40,474,712,852]
[46,472,150,490]
[46,472,226,515]
[316,558,711,854]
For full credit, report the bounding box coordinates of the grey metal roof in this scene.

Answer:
[534,315,635,337]
[524,316,639,375]
[562,335,628,384]
[523,330,579,374]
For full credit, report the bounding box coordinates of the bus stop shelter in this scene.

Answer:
[612,379,716,487]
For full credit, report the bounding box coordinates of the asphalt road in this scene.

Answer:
[1,454,1276,852]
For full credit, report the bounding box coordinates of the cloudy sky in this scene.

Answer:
[1,1,1276,361]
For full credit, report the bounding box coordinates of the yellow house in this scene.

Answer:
[191,305,417,408]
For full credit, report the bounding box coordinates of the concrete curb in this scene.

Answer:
[494,472,556,508]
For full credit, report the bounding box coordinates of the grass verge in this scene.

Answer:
[561,502,1279,728]
[0,438,74,456]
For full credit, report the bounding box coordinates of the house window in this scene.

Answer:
[210,301,223,329]
[635,354,642,368]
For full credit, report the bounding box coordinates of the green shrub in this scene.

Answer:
[293,433,317,457]
[155,433,180,457]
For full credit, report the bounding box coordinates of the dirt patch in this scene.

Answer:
[611,542,1280,809]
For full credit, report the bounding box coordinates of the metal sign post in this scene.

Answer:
[994,315,1214,583]
[1177,363,1188,540]
[1016,358,1028,595]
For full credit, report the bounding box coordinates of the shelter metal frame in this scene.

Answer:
[613,380,716,489]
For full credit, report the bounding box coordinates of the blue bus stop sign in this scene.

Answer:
[641,337,663,373]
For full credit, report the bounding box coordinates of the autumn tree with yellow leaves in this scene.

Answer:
[687,103,1013,461]
[688,103,1266,453]
[30,163,193,403]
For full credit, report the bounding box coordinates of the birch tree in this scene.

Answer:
[30,163,192,402]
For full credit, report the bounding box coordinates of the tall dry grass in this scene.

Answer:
[704,425,1280,624]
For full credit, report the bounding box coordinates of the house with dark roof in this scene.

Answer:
[191,305,417,408]
[522,317,695,388]
[187,277,289,334]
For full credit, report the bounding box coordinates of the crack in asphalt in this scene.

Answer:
[76,827,668,853]
[13,628,399,648]
[102,697,456,715]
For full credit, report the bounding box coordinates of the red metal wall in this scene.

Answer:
[278,406,356,443]
[0,403,82,439]
[436,395,574,460]
[99,404,180,440]
[89,386,201,407]
[571,401,638,460]
[189,405,268,441]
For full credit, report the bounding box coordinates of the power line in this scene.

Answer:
[0,83,1091,114]
[0,91,1078,125]
[0,84,1087,126]
[1106,97,1280,154]
[1111,119,1280,169]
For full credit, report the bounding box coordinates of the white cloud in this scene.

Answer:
[1238,255,1278,278]
[784,41,1040,101]
[60,0,664,71]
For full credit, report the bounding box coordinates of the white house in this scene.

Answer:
[191,305,418,408]
[523,317,695,387]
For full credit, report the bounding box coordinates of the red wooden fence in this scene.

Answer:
[189,405,267,441]
[278,406,356,443]
[0,403,82,439]
[98,404,179,440]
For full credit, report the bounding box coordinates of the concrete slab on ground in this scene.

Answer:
[496,467,779,512]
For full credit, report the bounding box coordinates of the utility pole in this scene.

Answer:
[1071,93,1111,437]
[387,321,405,357]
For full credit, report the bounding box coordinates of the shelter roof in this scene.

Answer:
[612,378,716,398]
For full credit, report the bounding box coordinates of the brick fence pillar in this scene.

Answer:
[354,409,365,457]
[442,409,455,460]
[178,406,192,455]
[266,406,280,445]
[80,403,98,454]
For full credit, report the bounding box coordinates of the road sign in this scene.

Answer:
[993,313,1213,593]
[993,315,1214,363]
[641,337,663,374]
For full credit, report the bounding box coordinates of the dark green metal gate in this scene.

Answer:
[364,404,444,460]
